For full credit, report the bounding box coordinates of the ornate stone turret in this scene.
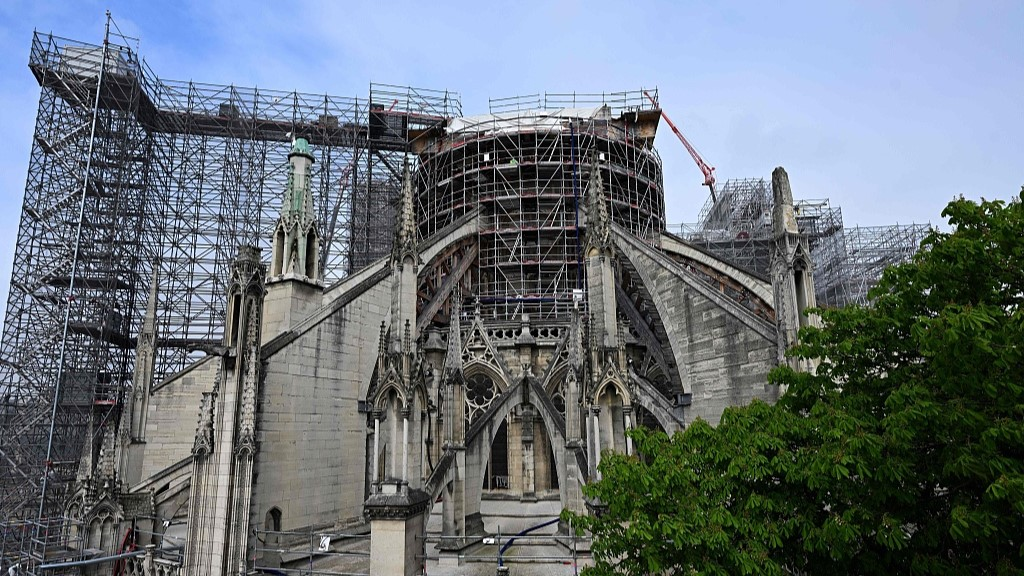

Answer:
[364,163,430,498]
[770,167,818,371]
[362,172,432,574]
[184,246,266,576]
[390,159,419,355]
[263,139,324,341]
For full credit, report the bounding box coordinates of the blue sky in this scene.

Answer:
[0,0,1021,315]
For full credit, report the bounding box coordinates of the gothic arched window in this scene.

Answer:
[465,373,497,426]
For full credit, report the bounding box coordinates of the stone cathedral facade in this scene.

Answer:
[76,107,814,575]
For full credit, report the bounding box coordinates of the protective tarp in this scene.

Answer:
[447,105,611,136]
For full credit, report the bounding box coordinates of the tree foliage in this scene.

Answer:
[566,192,1024,575]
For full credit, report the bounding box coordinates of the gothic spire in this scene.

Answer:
[270,138,320,281]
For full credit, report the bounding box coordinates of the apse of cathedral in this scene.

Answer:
[48,105,815,575]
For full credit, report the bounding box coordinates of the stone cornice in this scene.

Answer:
[363,487,431,520]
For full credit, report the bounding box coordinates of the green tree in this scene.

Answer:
[566,191,1024,575]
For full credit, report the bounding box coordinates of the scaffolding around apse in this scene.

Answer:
[414,89,665,321]
[673,179,930,308]
[0,15,459,533]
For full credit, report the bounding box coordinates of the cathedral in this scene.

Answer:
[16,103,815,575]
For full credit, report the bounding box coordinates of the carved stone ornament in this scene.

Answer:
[236,300,260,457]
[392,160,419,266]
[192,392,216,457]
[585,159,613,254]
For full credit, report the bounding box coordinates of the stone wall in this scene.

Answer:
[249,273,391,532]
[678,289,777,424]
[261,278,323,342]
[142,356,220,480]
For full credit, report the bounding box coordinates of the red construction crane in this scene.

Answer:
[643,91,717,203]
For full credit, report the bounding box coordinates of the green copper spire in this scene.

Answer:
[290,137,312,157]
[270,136,321,282]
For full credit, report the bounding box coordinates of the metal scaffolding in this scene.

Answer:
[831,223,931,305]
[0,17,459,531]
[678,178,775,275]
[414,90,664,321]
[674,179,930,308]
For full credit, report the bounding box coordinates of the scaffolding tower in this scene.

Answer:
[0,18,459,531]
[674,179,930,308]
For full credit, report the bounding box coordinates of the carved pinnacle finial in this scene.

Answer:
[192,392,215,457]
[393,157,418,264]
[586,157,612,252]
[444,285,463,375]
